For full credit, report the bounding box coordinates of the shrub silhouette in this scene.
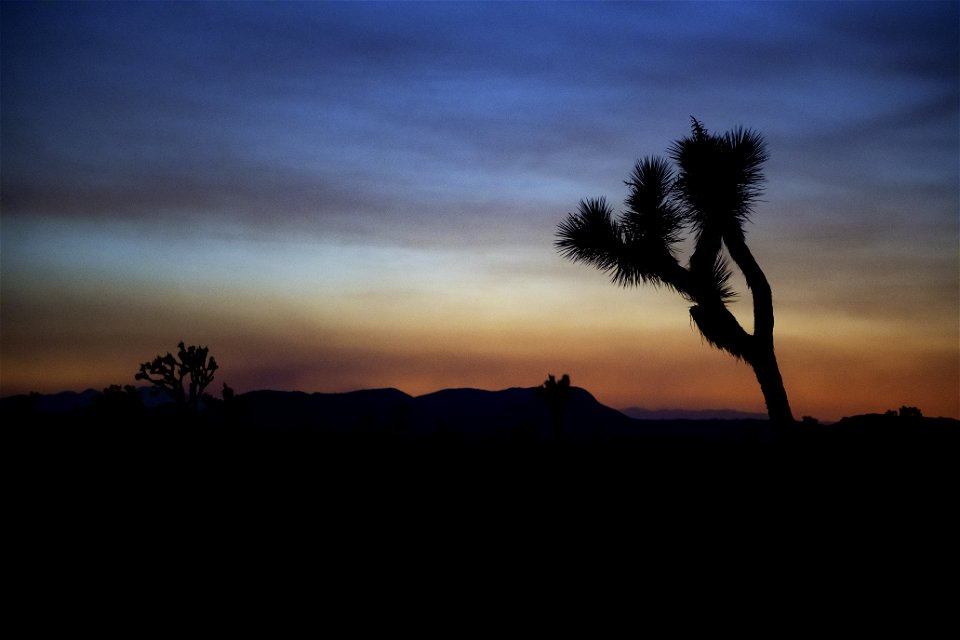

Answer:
[886,406,923,419]
[556,118,794,423]
[92,384,145,419]
[135,341,218,411]
[537,373,572,437]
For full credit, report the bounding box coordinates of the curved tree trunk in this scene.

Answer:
[749,349,794,425]
[724,230,795,424]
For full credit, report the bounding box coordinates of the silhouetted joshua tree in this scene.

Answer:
[135,341,218,411]
[556,119,794,424]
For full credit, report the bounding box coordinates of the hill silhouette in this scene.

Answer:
[7,384,957,557]
[4,384,787,443]
[6,384,957,456]
[233,386,640,441]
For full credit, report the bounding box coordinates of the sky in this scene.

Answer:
[1,1,957,421]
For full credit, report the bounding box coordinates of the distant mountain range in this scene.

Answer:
[6,386,767,423]
[4,385,778,442]
[228,386,646,441]
[6,386,957,450]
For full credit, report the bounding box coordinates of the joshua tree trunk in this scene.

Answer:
[725,230,795,424]
[687,297,795,424]
[749,349,794,425]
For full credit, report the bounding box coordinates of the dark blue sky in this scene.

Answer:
[2,1,958,419]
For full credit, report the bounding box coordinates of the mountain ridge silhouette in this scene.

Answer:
[4,385,770,423]
[6,385,959,424]
[7,385,958,445]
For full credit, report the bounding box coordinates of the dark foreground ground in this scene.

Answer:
[6,388,958,629]
[8,386,957,500]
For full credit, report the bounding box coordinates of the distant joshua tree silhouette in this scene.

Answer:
[556,118,794,424]
[135,341,218,411]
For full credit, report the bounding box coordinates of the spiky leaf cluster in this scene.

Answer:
[669,120,768,238]
[556,118,767,304]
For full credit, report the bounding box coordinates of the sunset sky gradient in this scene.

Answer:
[2,1,958,421]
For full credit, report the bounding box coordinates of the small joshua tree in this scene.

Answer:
[556,119,794,424]
[135,341,218,411]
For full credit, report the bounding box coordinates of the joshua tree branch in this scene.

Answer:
[723,230,774,345]
[135,342,217,411]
